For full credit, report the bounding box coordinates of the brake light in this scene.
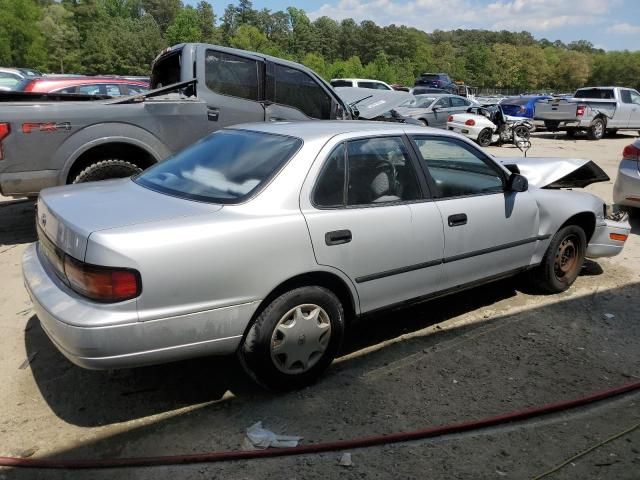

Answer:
[64,255,141,302]
[622,144,640,161]
[465,119,476,126]
[576,105,586,117]
[0,123,10,160]
[448,115,454,122]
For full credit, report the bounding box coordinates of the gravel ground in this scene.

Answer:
[0,131,639,479]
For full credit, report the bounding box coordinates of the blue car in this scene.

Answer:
[500,95,552,119]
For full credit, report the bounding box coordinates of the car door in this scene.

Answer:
[410,135,541,290]
[198,48,265,128]
[431,97,452,128]
[265,62,337,121]
[628,90,640,128]
[450,96,471,116]
[300,135,445,313]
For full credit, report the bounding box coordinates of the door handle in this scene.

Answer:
[448,213,467,227]
[325,229,352,246]
[207,108,219,121]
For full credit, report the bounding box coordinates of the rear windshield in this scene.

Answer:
[574,88,614,99]
[420,74,440,80]
[502,97,529,106]
[151,51,181,89]
[135,130,302,204]
[331,80,352,87]
[400,96,436,108]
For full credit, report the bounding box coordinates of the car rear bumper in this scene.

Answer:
[613,161,640,208]
[586,219,630,258]
[447,123,484,139]
[0,170,59,197]
[22,243,255,369]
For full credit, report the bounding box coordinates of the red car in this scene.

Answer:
[18,77,149,96]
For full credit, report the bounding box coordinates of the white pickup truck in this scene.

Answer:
[534,86,640,140]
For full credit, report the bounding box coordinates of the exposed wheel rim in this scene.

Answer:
[270,304,331,374]
[514,126,529,139]
[478,130,492,145]
[554,234,579,280]
[593,121,604,137]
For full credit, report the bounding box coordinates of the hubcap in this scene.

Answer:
[270,304,331,374]
[554,236,578,278]
[594,122,603,137]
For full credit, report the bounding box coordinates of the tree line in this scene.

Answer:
[1,0,639,92]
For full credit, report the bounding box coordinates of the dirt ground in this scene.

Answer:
[0,131,639,479]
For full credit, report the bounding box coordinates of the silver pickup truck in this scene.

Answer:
[0,43,351,197]
[535,86,640,140]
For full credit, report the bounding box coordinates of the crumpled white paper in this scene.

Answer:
[243,421,302,450]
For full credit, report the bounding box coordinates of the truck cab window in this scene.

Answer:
[205,50,259,101]
[274,65,332,119]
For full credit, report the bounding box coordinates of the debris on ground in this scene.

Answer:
[603,313,616,320]
[242,421,302,449]
[18,352,38,370]
[338,452,353,467]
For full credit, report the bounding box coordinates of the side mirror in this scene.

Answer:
[508,173,528,192]
[432,106,439,112]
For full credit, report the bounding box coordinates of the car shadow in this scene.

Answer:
[9,279,640,478]
[0,199,37,245]
[23,278,521,428]
[629,212,640,235]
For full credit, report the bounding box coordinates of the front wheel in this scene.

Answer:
[528,225,586,293]
[477,128,493,147]
[513,125,530,141]
[238,286,345,391]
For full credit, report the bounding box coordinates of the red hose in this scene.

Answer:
[2,380,638,470]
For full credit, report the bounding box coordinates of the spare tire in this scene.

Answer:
[72,159,143,184]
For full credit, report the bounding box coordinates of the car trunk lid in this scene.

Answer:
[37,178,222,260]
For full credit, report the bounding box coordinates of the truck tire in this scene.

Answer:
[72,159,143,184]
[588,118,605,140]
[566,128,576,138]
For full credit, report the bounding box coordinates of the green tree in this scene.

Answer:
[38,4,81,73]
[165,6,202,46]
[230,25,281,55]
[196,1,219,43]
[141,0,181,32]
[0,0,46,67]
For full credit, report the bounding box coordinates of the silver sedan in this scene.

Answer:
[613,139,640,212]
[23,122,630,390]
[394,94,477,128]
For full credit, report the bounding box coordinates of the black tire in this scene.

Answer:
[419,119,428,127]
[477,128,492,147]
[528,225,586,293]
[588,118,605,140]
[605,129,618,137]
[238,286,345,391]
[566,128,576,138]
[544,121,559,131]
[72,158,143,184]
[513,125,530,141]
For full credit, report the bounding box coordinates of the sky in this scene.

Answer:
[191,0,640,51]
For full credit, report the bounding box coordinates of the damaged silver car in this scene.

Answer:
[23,122,630,390]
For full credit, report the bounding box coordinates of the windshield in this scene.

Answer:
[135,130,302,204]
[400,96,436,108]
[150,50,181,89]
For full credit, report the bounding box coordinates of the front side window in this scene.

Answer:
[205,50,260,101]
[413,137,504,198]
[136,130,301,204]
[621,90,632,104]
[630,90,640,105]
[106,84,122,96]
[450,97,469,107]
[274,65,331,119]
[78,84,104,95]
[434,97,450,108]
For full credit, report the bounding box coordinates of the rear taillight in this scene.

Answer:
[465,119,476,126]
[64,255,141,303]
[576,105,586,117]
[0,123,10,160]
[448,115,454,122]
[622,144,640,161]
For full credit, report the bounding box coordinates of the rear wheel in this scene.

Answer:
[419,119,428,127]
[72,158,143,184]
[566,128,576,138]
[477,128,493,147]
[238,286,344,391]
[528,225,586,293]
[588,118,605,140]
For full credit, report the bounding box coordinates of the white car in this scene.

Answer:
[447,105,531,147]
[330,78,393,90]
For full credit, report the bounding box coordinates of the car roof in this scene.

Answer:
[331,78,388,83]
[228,120,446,142]
[24,77,149,92]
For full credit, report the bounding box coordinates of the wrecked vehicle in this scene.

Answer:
[447,104,533,147]
[0,43,352,197]
[535,87,640,139]
[23,122,629,390]
[334,87,423,125]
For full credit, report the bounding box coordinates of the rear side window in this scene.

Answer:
[331,80,352,87]
[274,65,331,119]
[136,130,301,204]
[205,50,260,101]
[55,86,78,94]
[621,90,632,104]
[358,81,390,90]
[78,84,105,95]
[450,97,469,107]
